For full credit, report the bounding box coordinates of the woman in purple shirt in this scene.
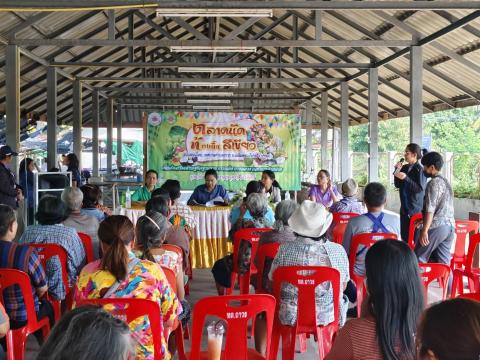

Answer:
[308,169,341,208]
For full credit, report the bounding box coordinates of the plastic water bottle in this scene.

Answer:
[125,187,131,209]
[284,191,290,200]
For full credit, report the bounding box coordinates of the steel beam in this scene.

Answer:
[95,86,328,94]
[320,92,329,170]
[108,9,115,40]
[78,76,342,83]
[128,13,134,63]
[170,17,208,40]
[92,90,99,177]
[340,82,349,181]
[11,39,413,47]
[368,68,379,182]
[8,12,51,39]
[315,11,322,40]
[72,80,83,169]
[47,67,57,170]
[116,105,122,168]
[410,46,423,146]
[5,45,20,176]
[106,98,114,174]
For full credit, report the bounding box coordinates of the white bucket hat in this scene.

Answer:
[288,200,333,238]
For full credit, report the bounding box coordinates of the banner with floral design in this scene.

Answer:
[148,111,301,190]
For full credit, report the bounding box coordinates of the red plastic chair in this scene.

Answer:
[78,232,95,263]
[255,243,281,294]
[0,269,50,360]
[451,220,479,271]
[407,213,423,250]
[332,223,348,245]
[227,228,272,295]
[349,233,398,317]
[332,212,359,225]
[76,298,164,360]
[451,233,480,298]
[179,294,276,360]
[458,292,480,302]
[270,266,341,360]
[418,263,450,302]
[29,243,70,320]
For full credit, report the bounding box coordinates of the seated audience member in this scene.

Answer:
[212,193,274,295]
[258,200,349,353]
[416,298,480,360]
[37,305,134,360]
[230,181,274,225]
[261,170,282,204]
[160,179,196,229]
[19,196,86,299]
[146,196,190,271]
[80,184,109,221]
[135,211,191,326]
[74,215,180,360]
[187,169,229,205]
[329,178,363,215]
[62,186,100,260]
[0,303,8,359]
[131,169,159,204]
[309,169,341,208]
[326,240,424,360]
[342,182,400,277]
[0,205,54,350]
[415,151,455,265]
[258,199,298,247]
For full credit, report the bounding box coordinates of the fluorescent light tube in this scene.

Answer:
[181,81,239,87]
[184,92,234,97]
[193,105,232,110]
[157,9,273,18]
[187,99,231,104]
[178,67,248,73]
[170,46,257,53]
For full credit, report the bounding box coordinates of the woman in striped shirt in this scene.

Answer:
[326,240,424,360]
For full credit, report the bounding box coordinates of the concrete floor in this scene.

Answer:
[24,268,444,359]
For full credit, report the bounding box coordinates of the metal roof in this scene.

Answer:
[0,2,479,127]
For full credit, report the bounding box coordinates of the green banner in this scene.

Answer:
[148,111,301,191]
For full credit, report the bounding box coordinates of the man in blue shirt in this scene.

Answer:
[187,169,229,205]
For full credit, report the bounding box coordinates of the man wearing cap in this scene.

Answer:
[329,178,364,215]
[268,200,350,327]
[0,145,22,209]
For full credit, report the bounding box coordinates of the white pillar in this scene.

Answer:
[106,98,114,174]
[340,82,350,181]
[305,100,314,182]
[410,46,423,146]
[92,90,99,177]
[72,80,82,169]
[116,105,122,169]
[320,92,329,170]
[368,68,379,182]
[5,45,20,176]
[47,67,57,170]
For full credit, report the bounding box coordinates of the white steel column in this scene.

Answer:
[72,80,82,169]
[92,90,99,177]
[5,45,20,176]
[47,67,57,170]
[340,82,349,181]
[116,105,122,169]
[410,46,423,145]
[368,68,379,182]
[320,92,329,170]
[305,100,314,182]
[106,98,114,174]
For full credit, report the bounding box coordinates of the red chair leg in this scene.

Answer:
[279,326,296,360]
[451,271,463,298]
[356,282,364,318]
[298,334,307,353]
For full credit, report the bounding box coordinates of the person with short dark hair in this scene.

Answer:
[261,170,282,204]
[415,151,455,265]
[0,145,22,210]
[416,298,480,360]
[18,196,86,300]
[37,305,135,360]
[80,184,109,222]
[326,240,424,360]
[131,169,159,204]
[394,143,427,242]
[160,179,197,229]
[342,182,401,277]
[309,169,341,208]
[62,153,82,187]
[0,204,54,351]
[229,180,274,226]
[187,169,229,205]
[74,215,180,360]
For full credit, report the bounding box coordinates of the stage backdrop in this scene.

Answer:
[147,111,301,191]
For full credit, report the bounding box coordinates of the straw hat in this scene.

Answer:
[288,200,332,238]
[341,178,358,197]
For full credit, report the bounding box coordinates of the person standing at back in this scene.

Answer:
[415,152,455,265]
[0,145,22,212]
[394,143,427,242]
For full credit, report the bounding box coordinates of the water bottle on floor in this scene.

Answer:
[125,187,131,209]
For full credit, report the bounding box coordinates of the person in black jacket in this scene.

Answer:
[0,145,21,209]
[394,143,427,242]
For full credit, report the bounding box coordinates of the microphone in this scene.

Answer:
[393,158,404,175]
